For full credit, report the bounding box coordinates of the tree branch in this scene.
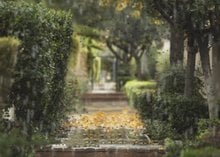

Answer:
[153,0,174,25]
[106,40,123,61]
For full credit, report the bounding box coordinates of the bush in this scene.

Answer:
[0,122,49,157]
[158,65,185,94]
[164,138,184,157]
[123,80,176,140]
[197,119,220,147]
[0,1,73,134]
[124,80,157,93]
[144,120,174,140]
[124,80,156,102]
[155,66,208,138]
[180,147,220,157]
[125,68,208,139]
[63,35,87,113]
[124,80,156,119]
[154,94,208,136]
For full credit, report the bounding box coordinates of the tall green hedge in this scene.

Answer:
[0,1,73,133]
[0,37,20,118]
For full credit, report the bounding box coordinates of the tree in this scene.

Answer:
[106,7,161,80]
[44,0,115,29]
[192,0,220,120]
[140,0,186,66]
[139,0,219,120]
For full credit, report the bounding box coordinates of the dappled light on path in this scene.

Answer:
[64,110,143,130]
[62,110,150,147]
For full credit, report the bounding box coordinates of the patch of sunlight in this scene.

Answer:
[63,109,143,130]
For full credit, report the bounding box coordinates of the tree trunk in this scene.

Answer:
[184,35,197,97]
[212,38,220,119]
[170,25,184,66]
[198,35,218,120]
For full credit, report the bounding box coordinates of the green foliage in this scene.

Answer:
[124,80,156,119]
[0,121,49,157]
[0,37,20,108]
[155,66,208,137]
[196,119,220,147]
[144,120,174,141]
[0,37,20,76]
[164,138,184,157]
[64,34,87,113]
[144,45,159,79]
[123,76,174,141]
[158,65,185,94]
[180,147,220,157]
[156,51,170,74]
[68,35,80,68]
[63,79,83,113]
[75,25,104,41]
[0,1,73,133]
[124,80,156,103]
[124,80,157,95]
[116,62,134,90]
[155,94,208,136]
[197,119,220,138]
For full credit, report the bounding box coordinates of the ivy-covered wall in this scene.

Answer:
[0,1,73,133]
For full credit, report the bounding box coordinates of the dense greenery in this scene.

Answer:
[124,68,208,139]
[124,80,156,109]
[64,35,87,113]
[180,147,220,157]
[155,95,208,136]
[0,36,53,157]
[0,124,49,157]
[0,0,219,156]
[156,67,208,137]
[0,37,20,114]
[0,1,73,134]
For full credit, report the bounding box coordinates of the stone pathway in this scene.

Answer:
[58,82,156,148]
[62,110,151,147]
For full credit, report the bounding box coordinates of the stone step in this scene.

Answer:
[81,92,128,102]
[36,145,165,157]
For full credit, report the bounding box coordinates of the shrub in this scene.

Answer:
[124,80,156,102]
[164,138,184,157]
[124,80,157,93]
[0,37,46,157]
[156,66,208,138]
[154,94,208,136]
[0,1,73,134]
[197,119,220,147]
[124,80,156,119]
[158,65,204,96]
[0,122,49,157]
[158,65,185,94]
[64,35,87,113]
[144,120,174,141]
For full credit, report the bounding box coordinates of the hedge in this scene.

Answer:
[155,94,208,136]
[0,1,73,133]
[124,80,156,119]
[124,79,208,139]
[0,37,20,117]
